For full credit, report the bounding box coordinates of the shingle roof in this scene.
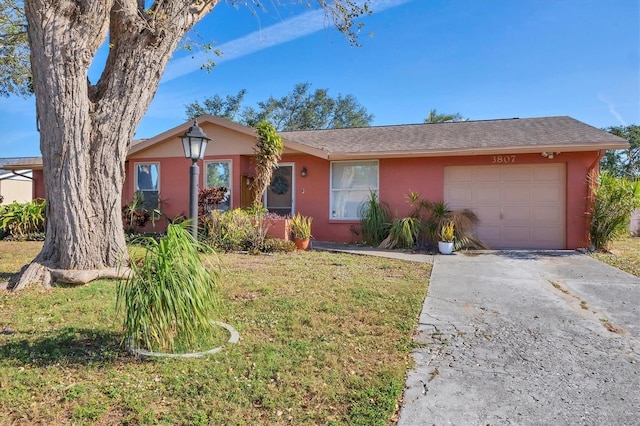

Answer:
[0,157,42,172]
[281,116,629,159]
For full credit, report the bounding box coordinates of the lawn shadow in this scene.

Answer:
[1,327,130,366]
[0,272,15,281]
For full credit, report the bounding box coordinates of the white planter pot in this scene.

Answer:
[438,241,454,255]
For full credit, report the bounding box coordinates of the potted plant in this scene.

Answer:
[290,212,313,250]
[438,221,455,255]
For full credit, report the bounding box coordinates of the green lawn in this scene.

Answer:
[0,242,430,425]
[589,237,640,278]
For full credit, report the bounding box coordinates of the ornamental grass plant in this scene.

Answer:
[359,191,391,245]
[116,222,223,353]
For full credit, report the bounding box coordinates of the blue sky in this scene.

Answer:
[0,0,638,158]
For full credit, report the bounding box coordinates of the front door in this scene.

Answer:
[265,164,294,216]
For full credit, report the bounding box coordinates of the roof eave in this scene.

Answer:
[324,142,630,161]
[128,114,258,156]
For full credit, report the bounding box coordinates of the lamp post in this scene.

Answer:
[180,119,211,240]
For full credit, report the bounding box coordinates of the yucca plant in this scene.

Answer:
[439,221,455,242]
[290,212,313,240]
[117,222,223,353]
[379,216,422,249]
[359,191,392,245]
[589,172,640,251]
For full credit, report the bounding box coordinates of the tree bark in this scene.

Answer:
[12,0,217,289]
[11,0,366,290]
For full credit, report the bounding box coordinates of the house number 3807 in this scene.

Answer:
[492,155,516,164]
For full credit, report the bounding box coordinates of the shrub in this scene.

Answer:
[589,172,640,251]
[0,199,46,239]
[117,223,223,353]
[359,191,391,245]
[261,237,297,253]
[122,192,150,231]
[198,187,228,224]
[379,217,422,249]
[203,209,266,252]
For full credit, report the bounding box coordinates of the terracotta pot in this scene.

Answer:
[294,237,310,250]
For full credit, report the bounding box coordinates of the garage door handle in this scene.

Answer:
[500,208,504,219]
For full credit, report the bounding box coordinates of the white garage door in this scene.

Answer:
[444,163,566,249]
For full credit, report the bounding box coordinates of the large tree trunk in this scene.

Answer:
[10,0,217,290]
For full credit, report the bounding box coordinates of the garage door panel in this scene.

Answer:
[502,226,532,242]
[473,168,501,181]
[503,167,530,181]
[473,185,501,203]
[533,165,564,181]
[533,227,561,242]
[532,206,563,223]
[476,225,501,244]
[474,206,501,221]
[444,164,566,249]
[532,185,564,203]
[502,205,530,222]
[446,186,473,205]
[502,185,531,202]
[446,167,473,182]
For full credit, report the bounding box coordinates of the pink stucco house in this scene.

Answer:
[6,115,628,249]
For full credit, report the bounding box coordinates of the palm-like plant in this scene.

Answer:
[359,191,392,245]
[416,200,487,250]
[379,216,422,249]
[251,121,283,208]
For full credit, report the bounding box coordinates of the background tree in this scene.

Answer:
[186,82,373,130]
[599,125,639,178]
[9,0,370,290]
[424,108,466,123]
[185,89,247,122]
[0,0,30,97]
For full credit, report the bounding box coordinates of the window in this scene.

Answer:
[205,160,231,211]
[330,160,378,219]
[135,163,159,209]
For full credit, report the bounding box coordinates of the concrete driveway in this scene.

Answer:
[398,251,640,425]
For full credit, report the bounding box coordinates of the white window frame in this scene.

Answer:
[204,159,233,211]
[329,160,379,220]
[134,162,160,209]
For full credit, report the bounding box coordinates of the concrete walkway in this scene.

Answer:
[313,243,640,425]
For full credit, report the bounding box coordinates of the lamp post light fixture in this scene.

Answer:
[180,119,211,239]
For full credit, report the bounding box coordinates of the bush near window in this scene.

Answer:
[202,209,296,253]
[0,199,46,240]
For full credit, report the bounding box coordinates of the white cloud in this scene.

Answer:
[597,93,627,126]
[163,0,415,82]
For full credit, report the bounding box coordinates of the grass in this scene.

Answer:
[589,237,640,278]
[0,241,430,425]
